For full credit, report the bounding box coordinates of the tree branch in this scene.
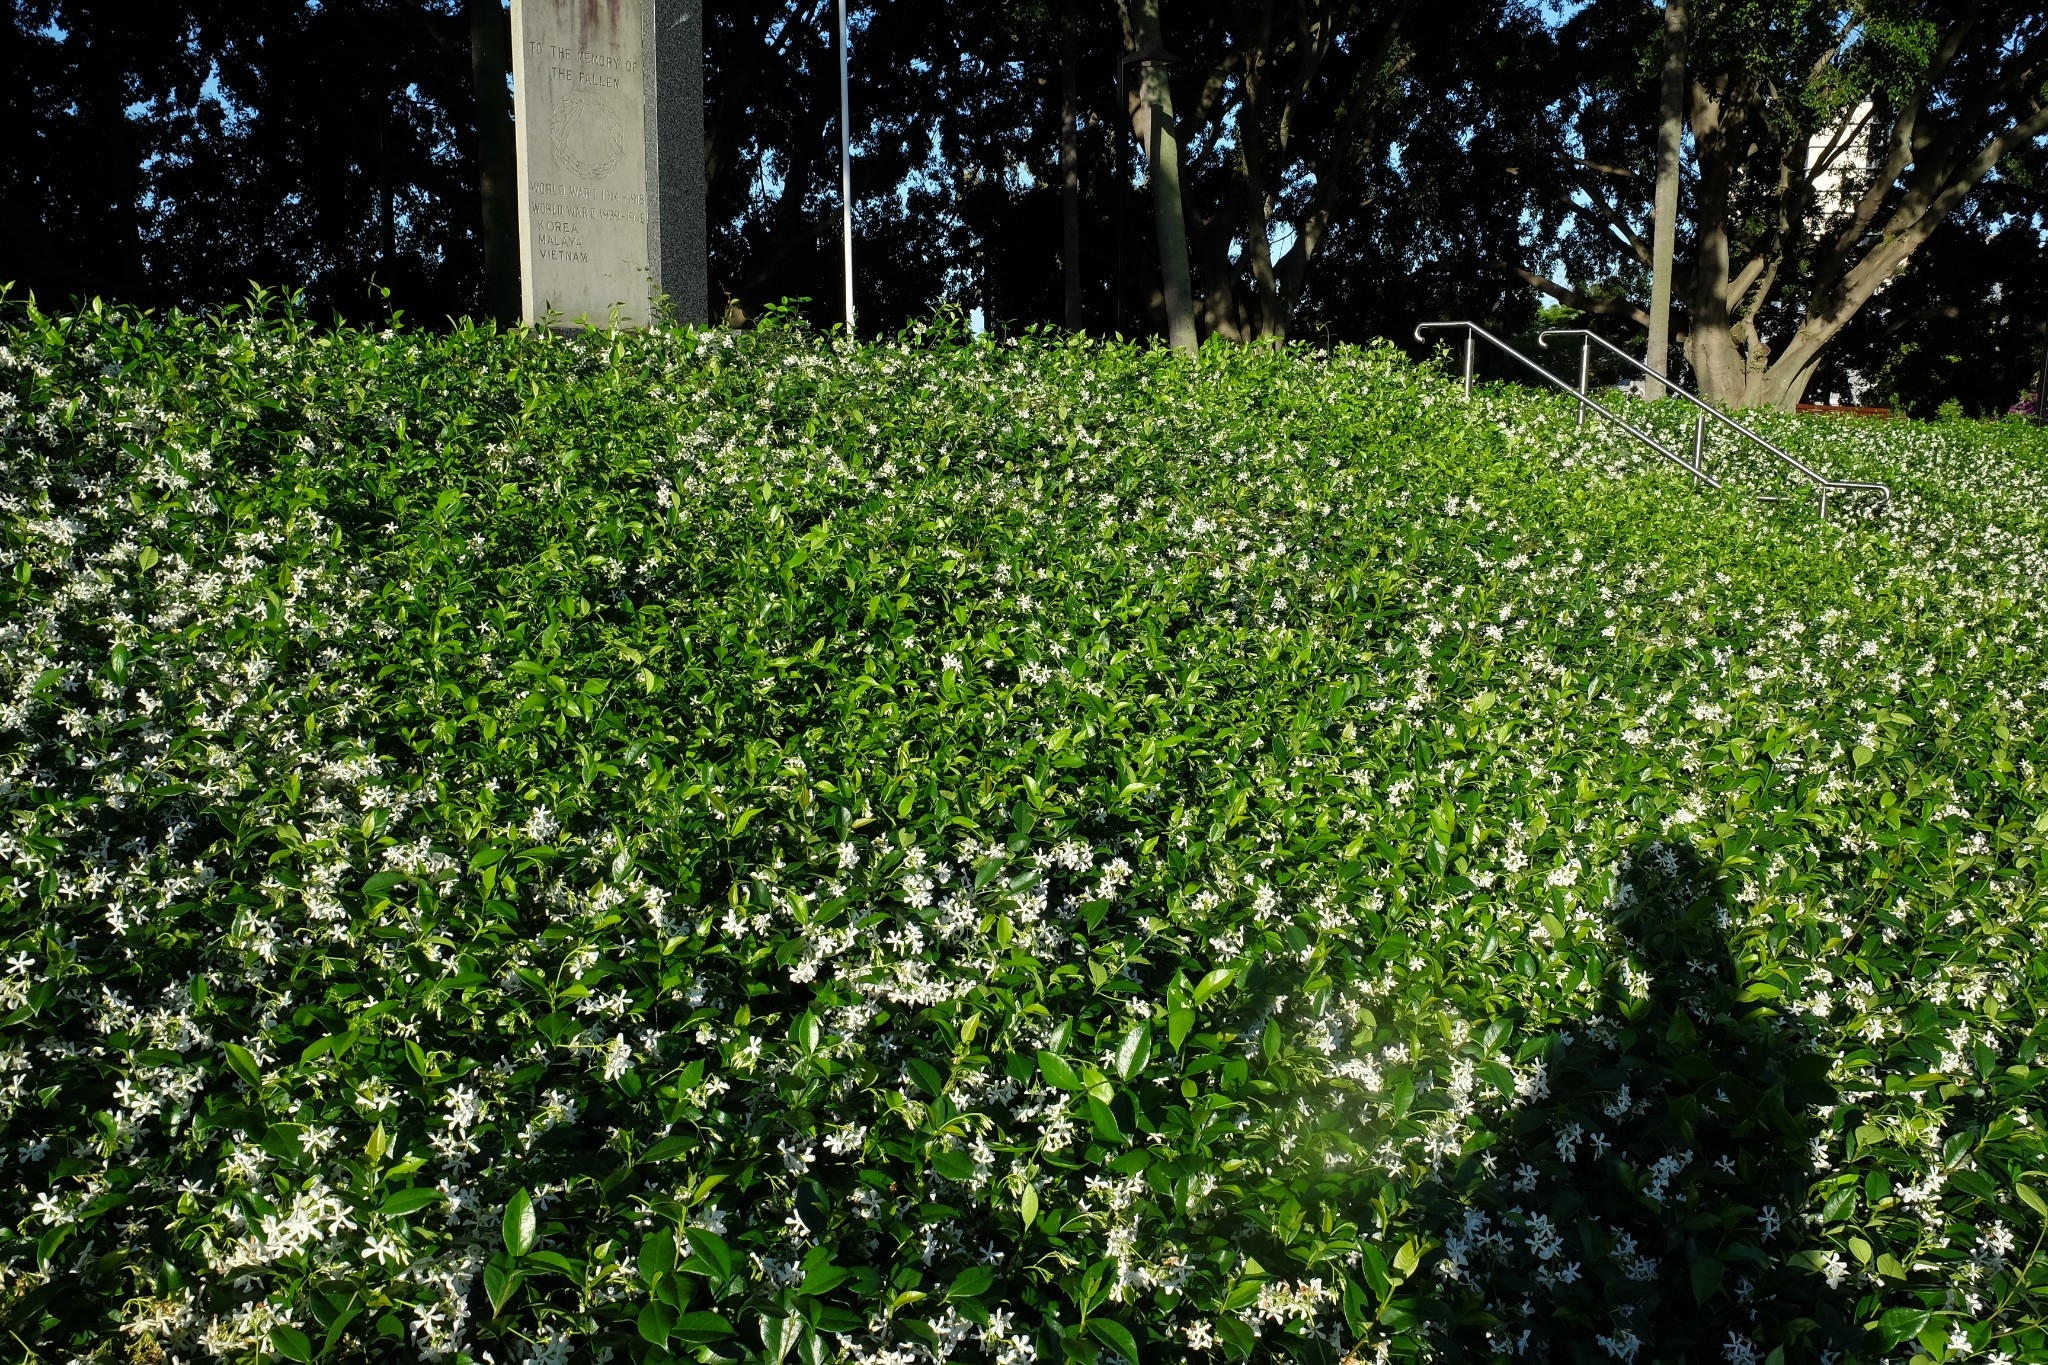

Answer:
[1509,266,1653,328]
[1270,0,1411,316]
[1572,155,1639,179]
[1875,302,1963,340]
[1570,174,1654,266]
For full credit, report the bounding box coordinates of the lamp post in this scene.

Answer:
[1113,53,1129,338]
[836,0,854,338]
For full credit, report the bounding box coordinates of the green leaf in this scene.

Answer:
[1391,1238,1422,1278]
[35,1222,71,1268]
[526,1249,578,1275]
[502,1188,536,1258]
[1192,967,1234,1005]
[799,1263,852,1297]
[1167,1005,1194,1051]
[483,1263,523,1316]
[378,1187,445,1217]
[1690,1253,1723,1304]
[638,1300,677,1347]
[685,1227,735,1282]
[2016,1182,2048,1218]
[1339,1274,1367,1338]
[761,1313,801,1365]
[1037,1049,1083,1090]
[222,1041,262,1090]
[298,1032,344,1066]
[907,1058,946,1097]
[950,1265,995,1300]
[641,1227,677,1281]
[269,1325,313,1363]
[673,1311,735,1343]
[1020,1184,1039,1229]
[933,1149,977,1183]
[1113,1022,1152,1081]
[1356,1243,1390,1301]
[1088,1318,1140,1363]
[1877,1308,1932,1349]
[1085,1095,1124,1142]
[813,1305,866,1335]
[1852,744,1874,767]
[320,1300,365,1358]
[640,1135,693,1163]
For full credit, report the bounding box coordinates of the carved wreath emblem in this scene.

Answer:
[549,86,626,181]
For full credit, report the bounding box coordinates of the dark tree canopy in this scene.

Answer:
[3,0,2042,413]
[1523,0,2048,410]
[4,1,485,324]
[2,0,1561,343]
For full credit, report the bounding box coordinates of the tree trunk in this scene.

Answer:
[1682,71,1763,407]
[467,0,518,325]
[1060,0,1082,332]
[1535,8,2048,412]
[1645,0,1686,400]
[69,38,151,305]
[1123,0,1198,354]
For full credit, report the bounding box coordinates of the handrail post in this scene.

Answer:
[1533,324,1893,517]
[1577,337,1590,428]
[1420,320,1716,487]
[1692,412,1705,481]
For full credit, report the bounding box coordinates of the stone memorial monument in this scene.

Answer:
[511,0,706,327]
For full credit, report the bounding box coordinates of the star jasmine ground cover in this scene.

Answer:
[2,301,2046,1365]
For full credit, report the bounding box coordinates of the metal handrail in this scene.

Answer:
[1538,328,1893,521]
[1414,321,1721,489]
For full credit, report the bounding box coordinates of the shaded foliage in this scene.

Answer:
[3,0,484,323]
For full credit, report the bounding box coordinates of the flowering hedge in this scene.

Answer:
[3,298,2047,1365]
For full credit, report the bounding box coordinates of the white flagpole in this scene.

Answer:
[836,0,855,338]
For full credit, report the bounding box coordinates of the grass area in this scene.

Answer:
[3,299,2048,1365]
